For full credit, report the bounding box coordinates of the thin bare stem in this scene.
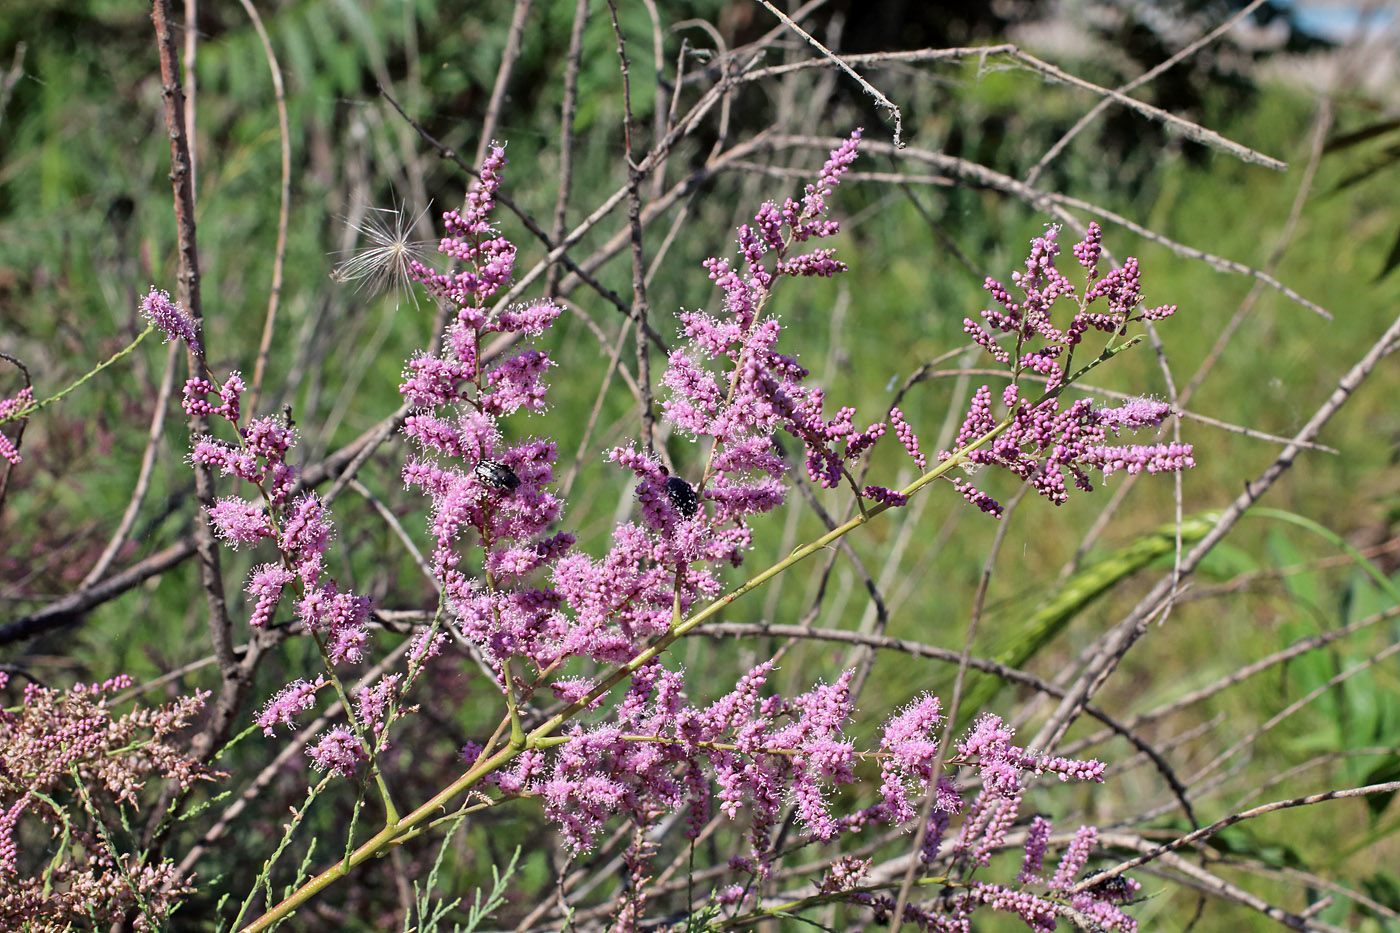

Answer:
[1081,783,1400,896]
[150,0,236,759]
[80,341,180,587]
[753,0,904,147]
[238,0,292,418]
[476,0,533,167]
[606,0,657,455]
[1024,0,1273,186]
[547,0,590,298]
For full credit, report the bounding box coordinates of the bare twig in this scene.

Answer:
[0,42,27,131]
[1025,1,1275,186]
[1083,783,1400,899]
[238,0,292,418]
[753,0,904,147]
[1094,833,1335,932]
[476,0,533,167]
[1182,100,1333,406]
[1034,310,1400,753]
[1186,639,1400,789]
[790,134,1330,319]
[547,0,591,298]
[151,0,237,759]
[606,0,657,455]
[79,342,180,587]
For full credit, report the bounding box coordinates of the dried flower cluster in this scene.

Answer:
[0,672,209,930]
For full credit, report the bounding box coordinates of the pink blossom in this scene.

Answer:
[206,497,273,547]
[306,725,367,777]
[140,286,200,349]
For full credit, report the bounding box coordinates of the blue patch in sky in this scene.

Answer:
[1278,0,1395,41]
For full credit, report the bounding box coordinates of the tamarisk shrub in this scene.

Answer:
[171,132,1189,931]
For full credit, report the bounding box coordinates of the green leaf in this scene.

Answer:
[1324,118,1400,153]
[1249,509,1400,606]
[1360,754,1400,819]
[1377,225,1400,281]
[957,511,1221,725]
[1268,527,1320,608]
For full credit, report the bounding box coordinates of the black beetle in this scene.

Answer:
[474,459,521,492]
[664,475,699,518]
[1088,874,1134,902]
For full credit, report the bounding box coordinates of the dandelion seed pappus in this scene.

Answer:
[328,200,433,305]
[474,459,521,492]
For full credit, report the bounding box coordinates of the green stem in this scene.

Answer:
[238,740,522,932]
[310,632,400,825]
[487,567,527,749]
[1,324,155,424]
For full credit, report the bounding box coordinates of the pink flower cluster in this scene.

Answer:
[393,135,914,690]
[554,130,924,665]
[948,223,1194,515]
[395,145,578,683]
[156,133,1185,929]
[185,373,369,664]
[661,129,922,499]
[382,139,1145,932]
[140,286,201,351]
[834,712,1135,932]
[179,344,383,768]
[0,386,34,464]
[494,660,895,880]
[486,656,1129,931]
[510,662,861,866]
[947,713,1106,869]
[407,146,519,324]
[395,132,937,694]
